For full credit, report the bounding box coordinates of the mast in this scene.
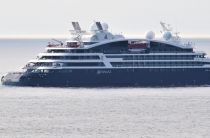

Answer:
[69,22,87,47]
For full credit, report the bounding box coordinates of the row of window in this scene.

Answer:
[111,62,205,67]
[107,55,204,60]
[28,68,206,74]
[39,55,205,61]
[149,42,193,53]
[28,61,208,68]
[31,62,105,67]
[40,56,100,60]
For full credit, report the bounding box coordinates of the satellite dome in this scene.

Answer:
[90,32,114,42]
[90,23,97,32]
[163,31,172,40]
[102,22,109,31]
[114,34,125,39]
[146,31,155,40]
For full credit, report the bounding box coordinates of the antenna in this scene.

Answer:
[72,22,81,32]
[160,21,181,42]
[70,22,86,34]
[173,32,181,41]
[160,21,173,32]
[69,22,87,47]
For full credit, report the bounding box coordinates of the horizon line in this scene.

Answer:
[0,34,210,39]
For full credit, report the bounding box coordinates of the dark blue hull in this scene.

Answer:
[2,68,210,87]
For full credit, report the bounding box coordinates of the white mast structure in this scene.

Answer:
[160,22,173,32]
[160,21,181,42]
[69,22,87,47]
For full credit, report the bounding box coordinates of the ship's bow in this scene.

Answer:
[1,72,24,86]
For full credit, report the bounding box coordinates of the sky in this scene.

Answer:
[0,0,210,38]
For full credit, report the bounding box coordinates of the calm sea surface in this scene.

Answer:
[0,38,210,138]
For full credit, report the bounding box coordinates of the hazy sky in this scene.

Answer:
[0,0,210,38]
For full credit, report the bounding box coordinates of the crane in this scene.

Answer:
[52,39,63,46]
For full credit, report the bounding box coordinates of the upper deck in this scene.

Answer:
[45,21,196,54]
[45,38,194,54]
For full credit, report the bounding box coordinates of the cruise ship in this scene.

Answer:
[2,22,210,87]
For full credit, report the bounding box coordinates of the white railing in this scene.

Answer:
[194,58,210,62]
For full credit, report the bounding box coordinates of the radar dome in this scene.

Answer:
[102,22,109,31]
[114,34,125,39]
[146,31,155,40]
[163,31,172,40]
[90,32,114,42]
[90,23,97,32]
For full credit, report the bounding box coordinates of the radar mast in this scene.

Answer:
[69,22,87,47]
[160,21,181,42]
[160,21,173,32]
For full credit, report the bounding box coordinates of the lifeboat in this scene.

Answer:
[67,42,80,48]
[128,40,149,52]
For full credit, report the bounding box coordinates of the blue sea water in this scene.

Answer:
[0,38,210,138]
